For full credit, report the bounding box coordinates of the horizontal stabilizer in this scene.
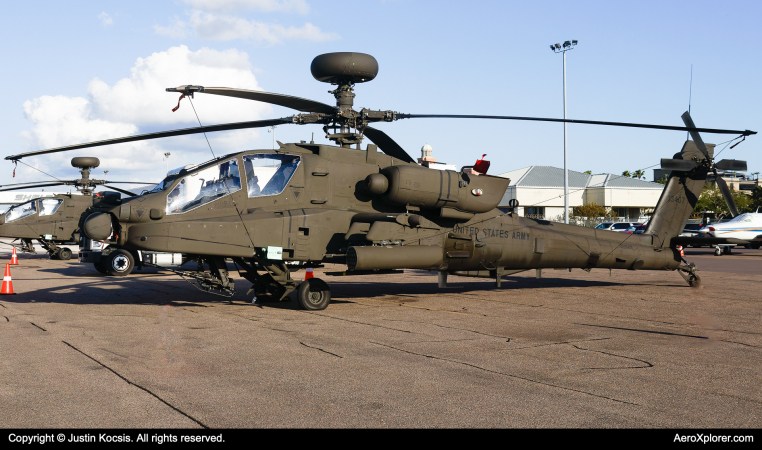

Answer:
[671,237,750,246]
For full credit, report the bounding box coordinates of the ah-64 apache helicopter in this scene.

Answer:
[6,52,756,310]
[0,157,153,261]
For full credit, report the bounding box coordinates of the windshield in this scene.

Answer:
[243,154,300,198]
[166,158,241,215]
[39,199,63,216]
[595,223,613,229]
[6,200,37,222]
[728,214,751,223]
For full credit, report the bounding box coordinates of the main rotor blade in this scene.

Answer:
[363,127,416,164]
[0,180,69,188]
[398,113,756,136]
[6,117,294,161]
[99,181,156,185]
[102,185,140,197]
[0,183,67,192]
[168,86,337,114]
[715,174,740,217]
[681,111,709,157]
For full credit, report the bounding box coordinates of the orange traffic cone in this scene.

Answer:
[305,267,314,280]
[1,263,14,295]
[677,245,685,257]
[10,247,18,265]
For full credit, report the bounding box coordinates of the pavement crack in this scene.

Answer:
[505,337,611,351]
[29,322,46,332]
[575,323,708,340]
[384,319,512,340]
[570,344,653,370]
[306,313,413,334]
[371,341,640,406]
[3,316,8,322]
[61,341,208,428]
[300,342,343,358]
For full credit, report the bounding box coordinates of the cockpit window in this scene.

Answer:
[6,200,37,222]
[166,159,241,215]
[39,199,63,216]
[243,154,300,198]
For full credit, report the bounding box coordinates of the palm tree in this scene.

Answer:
[633,169,645,180]
[621,170,631,178]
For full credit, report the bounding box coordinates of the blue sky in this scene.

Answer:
[1,0,760,189]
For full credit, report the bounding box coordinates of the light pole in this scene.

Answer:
[164,152,171,174]
[550,40,578,224]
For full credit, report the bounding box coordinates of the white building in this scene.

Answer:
[496,166,665,221]
[417,144,457,171]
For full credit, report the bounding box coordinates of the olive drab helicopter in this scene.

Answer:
[0,157,154,260]
[6,52,756,310]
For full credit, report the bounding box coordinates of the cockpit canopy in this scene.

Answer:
[164,153,302,215]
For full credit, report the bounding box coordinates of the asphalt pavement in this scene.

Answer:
[0,241,759,428]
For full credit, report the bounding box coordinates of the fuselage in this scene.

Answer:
[701,213,762,240]
[81,142,681,274]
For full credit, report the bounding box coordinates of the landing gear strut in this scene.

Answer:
[677,262,701,288]
[231,257,330,309]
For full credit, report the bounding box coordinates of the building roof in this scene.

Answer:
[496,166,663,189]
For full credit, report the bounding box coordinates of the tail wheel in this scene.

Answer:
[106,249,134,276]
[296,278,331,310]
[58,248,72,260]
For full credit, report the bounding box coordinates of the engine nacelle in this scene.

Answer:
[364,165,510,214]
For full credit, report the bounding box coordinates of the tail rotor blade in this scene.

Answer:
[681,111,709,157]
[661,159,699,171]
[715,174,740,217]
[715,159,748,172]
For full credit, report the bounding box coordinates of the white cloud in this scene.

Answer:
[98,12,113,27]
[154,17,188,38]
[188,11,340,43]
[19,46,274,182]
[182,0,310,14]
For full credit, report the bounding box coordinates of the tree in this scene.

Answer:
[572,202,612,218]
[656,175,669,185]
[621,170,631,178]
[633,169,645,180]
[693,182,754,217]
[584,170,592,174]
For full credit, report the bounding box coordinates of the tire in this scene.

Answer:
[58,248,72,260]
[296,278,331,311]
[106,249,134,276]
[689,275,702,288]
[752,243,761,250]
[714,247,722,256]
[94,262,109,275]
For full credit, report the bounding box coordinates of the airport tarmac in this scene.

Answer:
[0,242,760,428]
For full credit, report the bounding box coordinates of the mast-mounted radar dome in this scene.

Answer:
[71,157,100,169]
[311,52,378,84]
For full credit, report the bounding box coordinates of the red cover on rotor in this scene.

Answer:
[473,154,490,174]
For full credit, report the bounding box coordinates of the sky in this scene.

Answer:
[1,0,760,192]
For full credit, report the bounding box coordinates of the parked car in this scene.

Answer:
[623,225,647,234]
[595,222,639,232]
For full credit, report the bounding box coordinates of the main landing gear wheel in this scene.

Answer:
[714,247,722,256]
[58,248,72,260]
[94,261,109,274]
[296,278,331,310]
[106,249,134,276]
